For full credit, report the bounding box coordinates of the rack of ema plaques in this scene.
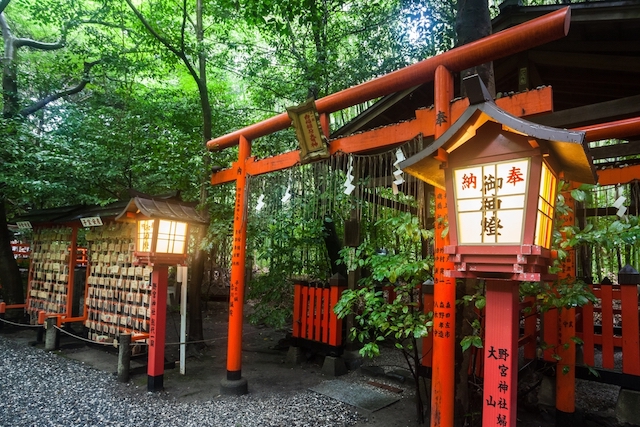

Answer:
[84,223,153,344]
[26,227,75,319]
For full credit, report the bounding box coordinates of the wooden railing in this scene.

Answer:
[578,266,640,376]
[292,274,346,348]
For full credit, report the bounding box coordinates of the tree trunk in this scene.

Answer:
[454,0,494,425]
[0,196,24,304]
[186,0,211,347]
[456,0,495,97]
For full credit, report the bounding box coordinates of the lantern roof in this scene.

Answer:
[400,75,598,189]
[116,196,208,225]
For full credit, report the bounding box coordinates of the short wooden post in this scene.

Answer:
[44,317,59,351]
[619,265,640,375]
[118,333,131,383]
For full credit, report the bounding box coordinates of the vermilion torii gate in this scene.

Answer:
[207,5,640,426]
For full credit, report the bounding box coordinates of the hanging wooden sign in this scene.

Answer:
[287,98,329,164]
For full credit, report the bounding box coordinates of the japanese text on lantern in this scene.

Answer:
[453,159,530,245]
[485,345,511,426]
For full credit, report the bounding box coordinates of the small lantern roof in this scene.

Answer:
[116,196,208,225]
[400,75,598,189]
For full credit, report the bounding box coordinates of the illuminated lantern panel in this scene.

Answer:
[138,219,154,253]
[137,219,188,255]
[156,220,187,254]
[534,161,557,249]
[453,158,529,245]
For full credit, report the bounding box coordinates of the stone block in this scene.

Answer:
[322,356,348,377]
[537,375,556,407]
[616,388,640,426]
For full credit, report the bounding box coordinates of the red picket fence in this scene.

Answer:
[577,266,640,376]
[449,268,640,381]
[292,275,346,348]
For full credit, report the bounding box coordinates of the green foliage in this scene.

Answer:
[334,281,433,357]
[246,271,294,330]
[520,279,597,313]
[334,213,433,357]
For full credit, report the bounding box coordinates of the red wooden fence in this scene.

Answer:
[292,275,346,347]
[578,266,640,376]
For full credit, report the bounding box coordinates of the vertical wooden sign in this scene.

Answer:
[482,279,519,427]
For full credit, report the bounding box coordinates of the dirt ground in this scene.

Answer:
[0,302,625,427]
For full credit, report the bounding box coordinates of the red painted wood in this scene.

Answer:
[581,291,595,366]
[292,283,302,338]
[421,291,434,368]
[431,65,456,427]
[620,284,640,375]
[601,283,615,369]
[557,307,576,413]
[148,265,168,378]
[226,135,251,376]
[482,280,519,427]
[543,309,559,362]
[322,287,330,344]
[328,285,342,346]
[314,287,322,341]
[301,286,309,340]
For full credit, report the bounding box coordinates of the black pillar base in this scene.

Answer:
[147,374,164,392]
[556,409,579,427]
[220,377,248,396]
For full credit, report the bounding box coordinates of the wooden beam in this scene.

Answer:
[246,151,301,176]
[597,164,640,186]
[529,51,640,74]
[578,117,640,143]
[577,205,640,218]
[533,95,640,128]
[329,109,434,154]
[210,167,239,186]
[209,88,554,184]
[590,141,640,160]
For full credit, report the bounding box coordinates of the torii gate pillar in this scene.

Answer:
[220,135,251,395]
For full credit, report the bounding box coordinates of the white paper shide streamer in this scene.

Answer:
[392,148,405,195]
[344,156,355,195]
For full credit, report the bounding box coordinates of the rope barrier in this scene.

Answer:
[4,317,269,350]
[0,316,42,328]
[53,325,113,346]
[165,337,221,346]
[165,328,264,346]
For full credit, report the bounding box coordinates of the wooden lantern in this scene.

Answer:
[401,74,597,281]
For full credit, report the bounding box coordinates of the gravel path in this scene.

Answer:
[0,336,359,427]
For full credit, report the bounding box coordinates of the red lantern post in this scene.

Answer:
[401,75,596,427]
[117,197,207,392]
